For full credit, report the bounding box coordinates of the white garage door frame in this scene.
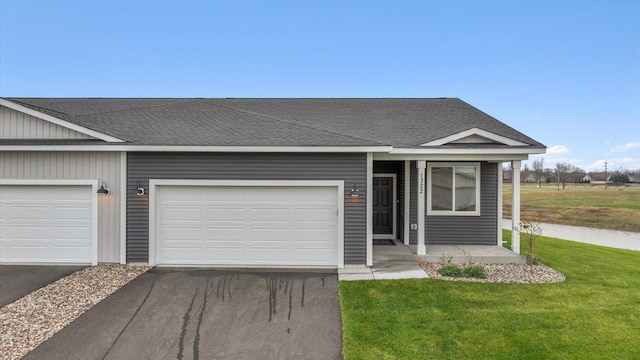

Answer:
[148,179,345,268]
[0,179,99,265]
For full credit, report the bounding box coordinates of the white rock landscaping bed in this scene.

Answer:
[0,264,150,360]
[420,263,565,283]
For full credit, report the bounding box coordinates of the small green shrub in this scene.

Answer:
[438,265,463,277]
[462,265,486,279]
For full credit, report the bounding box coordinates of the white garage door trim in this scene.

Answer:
[149,179,345,268]
[0,179,99,265]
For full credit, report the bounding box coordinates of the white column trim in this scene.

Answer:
[417,160,426,255]
[497,163,503,247]
[119,152,127,264]
[404,160,410,245]
[366,153,374,266]
[511,160,521,254]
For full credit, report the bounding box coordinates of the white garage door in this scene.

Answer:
[0,184,95,264]
[155,185,339,266]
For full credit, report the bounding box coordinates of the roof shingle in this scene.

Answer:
[3,98,545,149]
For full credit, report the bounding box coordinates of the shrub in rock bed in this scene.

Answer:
[438,265,463,277]
[462,265,486,279]
[437,264,487,279]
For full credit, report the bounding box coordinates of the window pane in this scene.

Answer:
[455,166,476,211]
[431,167,452,210]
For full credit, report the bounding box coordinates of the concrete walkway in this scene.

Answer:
[338,261,428,281]
[502,220,640,251]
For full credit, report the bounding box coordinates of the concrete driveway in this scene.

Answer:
[24,268,343,360]
[0,265,85,307]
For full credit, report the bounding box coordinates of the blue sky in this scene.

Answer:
[1,0,638,171]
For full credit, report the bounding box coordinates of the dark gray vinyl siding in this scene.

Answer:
[373,161,405,241]
[425,162,498,245]
[127,152,367,264]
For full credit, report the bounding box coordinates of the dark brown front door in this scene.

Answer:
[373,177,393,234]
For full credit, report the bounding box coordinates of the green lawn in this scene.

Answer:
[340,231,640,359]
[503,184,640,232]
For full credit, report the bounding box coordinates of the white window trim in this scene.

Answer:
[427,162,481,216]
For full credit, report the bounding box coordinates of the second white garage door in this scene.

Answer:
[154,184,340,266]
[0,183,96,264]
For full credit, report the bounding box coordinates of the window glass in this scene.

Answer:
[455,166,477,211]
[431,167,452,210]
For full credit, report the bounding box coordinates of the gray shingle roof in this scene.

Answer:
[3,98,545,149]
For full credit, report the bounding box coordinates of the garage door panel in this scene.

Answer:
[5,225,49,239]
[51,246,91,261]
[160,247,202,264]
[206,208,245,220]
[248,229,288,241]
[6,206,49,220]
[293,208,335,222]
[162,227,202,240]
[161,207,203,221]
[156,185,339,266]
[0,185,94,264]
[293,229,333,241]
[204,228,246,240]
[248,207,288,218]
[52,226,92,239]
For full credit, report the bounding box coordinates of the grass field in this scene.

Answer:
[503,183,640,232]
[340,231,640,359]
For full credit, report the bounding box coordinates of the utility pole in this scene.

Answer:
[604,161,608,188]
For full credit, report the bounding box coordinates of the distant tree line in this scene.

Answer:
[503,159,638,187]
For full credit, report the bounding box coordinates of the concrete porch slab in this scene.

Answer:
[373,241,525,264]
[423,245,525,264]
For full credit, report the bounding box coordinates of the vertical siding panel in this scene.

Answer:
[0,105,93,139]
[127,153,367,264]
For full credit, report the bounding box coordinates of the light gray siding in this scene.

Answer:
[0,105,93,139]
[127,153,367,264]
[425,162,498,245]
[0,151,123,262]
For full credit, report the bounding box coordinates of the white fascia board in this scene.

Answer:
[373,153,531,162]
[0,99,125,143]
[0,178,98,186]
[0,145,393,152]
[420,128,529,146]
[149,179,345,187]
[388,147,545,155]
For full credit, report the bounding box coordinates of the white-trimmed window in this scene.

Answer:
[427,162,480,216]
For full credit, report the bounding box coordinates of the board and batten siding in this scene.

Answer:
[0,151,123,262]
[127,152,367,265]
[0,106,93,139]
